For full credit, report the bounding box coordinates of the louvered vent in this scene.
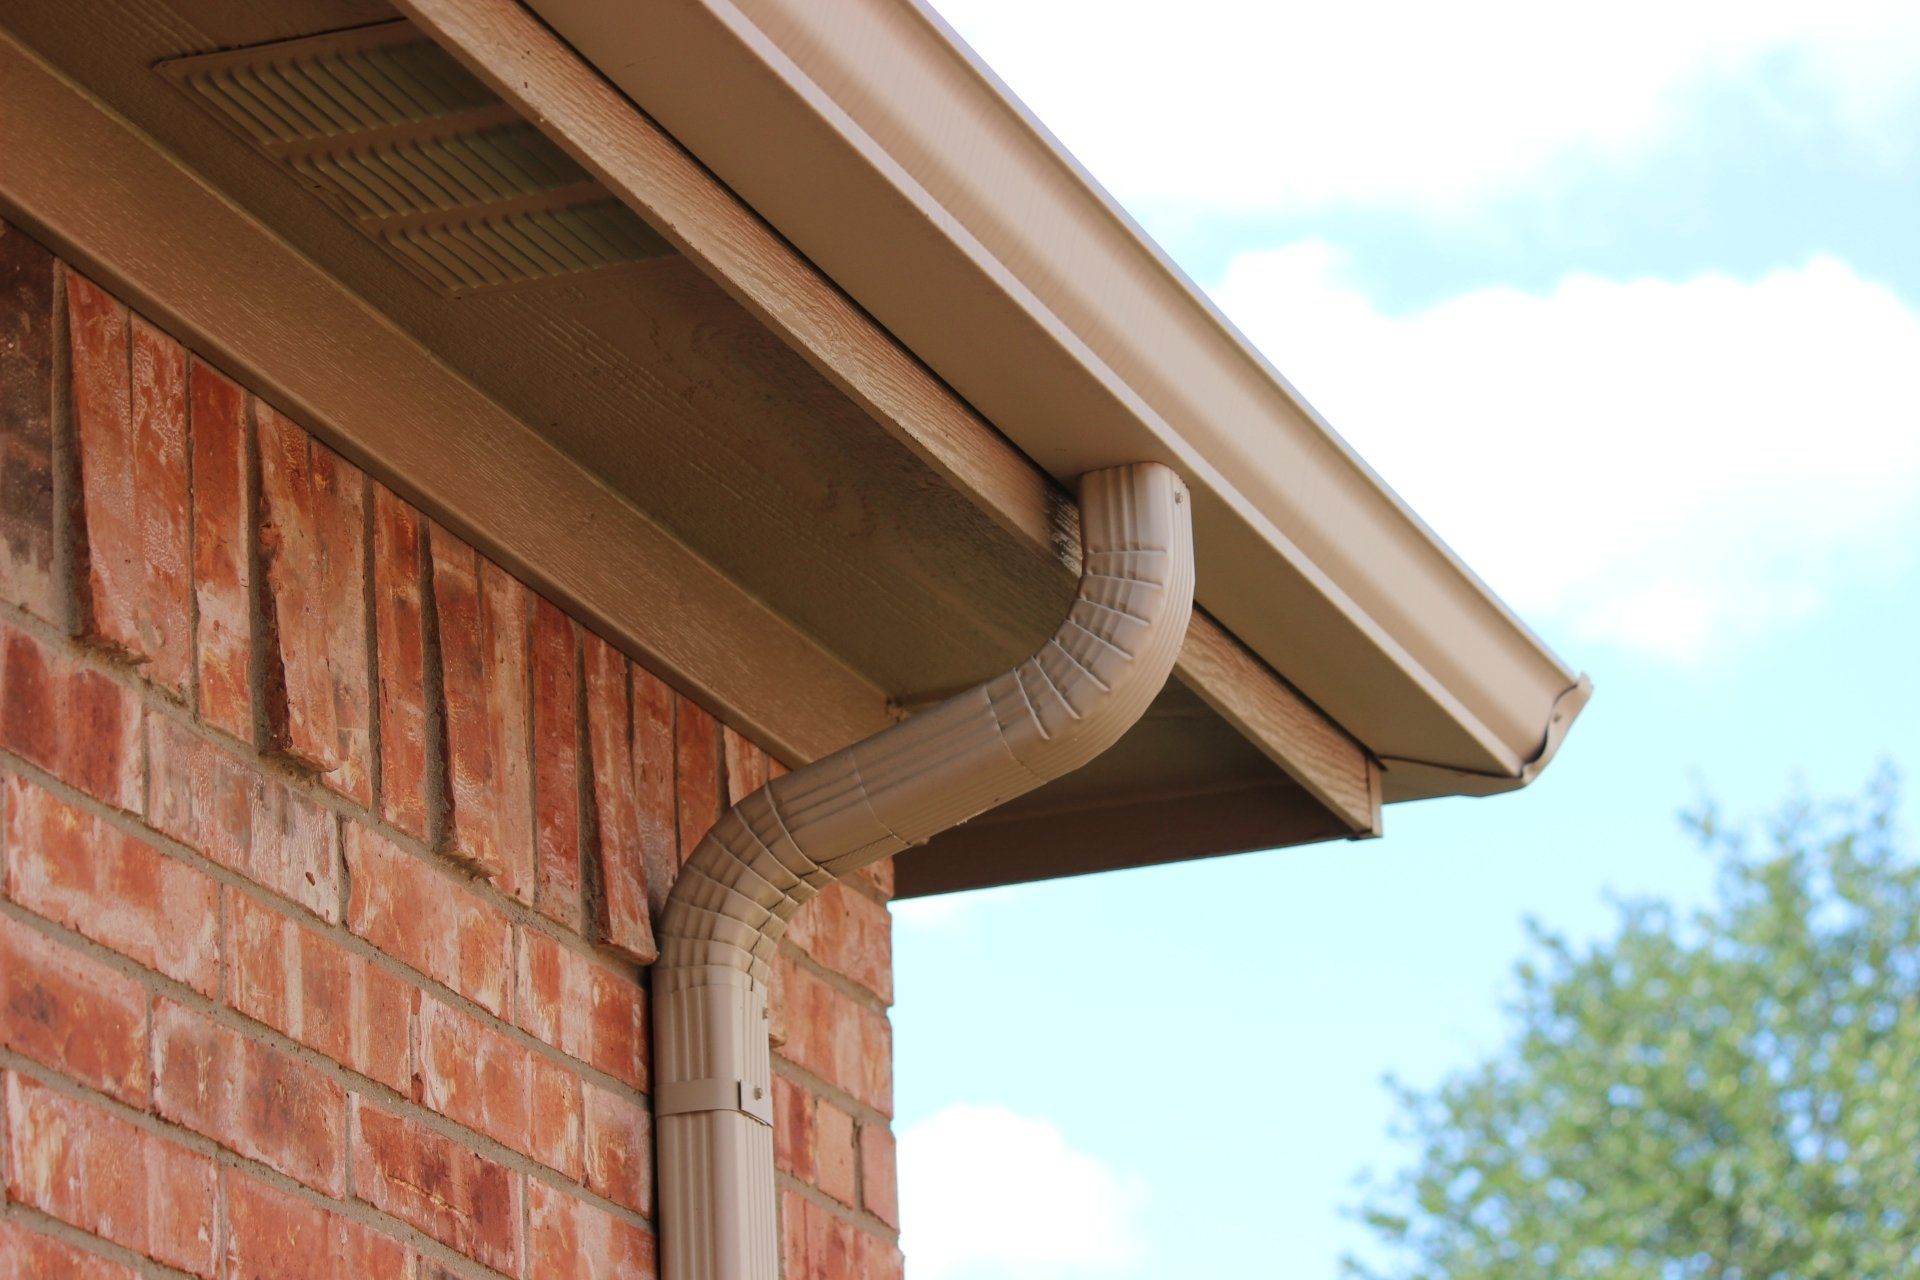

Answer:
[160,21,671,296]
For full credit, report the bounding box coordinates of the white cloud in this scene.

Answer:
[932,0,1920,213]
[900,1104,1147,1279]
[1210,246,1920,660]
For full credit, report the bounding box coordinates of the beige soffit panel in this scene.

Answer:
[515,0,1591,796]
[0,27,890,764]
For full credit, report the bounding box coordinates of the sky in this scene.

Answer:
[888,3,1920,1278]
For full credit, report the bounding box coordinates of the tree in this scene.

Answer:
[1348,774,1920,1280]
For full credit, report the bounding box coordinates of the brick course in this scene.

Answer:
[0,218,899,1279]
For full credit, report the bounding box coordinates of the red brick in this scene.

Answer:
[0,223,58,622]
[146,715,339,921]
[773,1073,815,1185]
[857,1232,906,1280]
[0,1217,138,1280]
[785,882,893,1004]
[414,994,581,1176]
[814,1100,857,1207]
[674,694,721,863]
[151,998,346,1193]
[372,484,433,840]
[68,278,193,696]
[0,914,147,1104]
[532,599,584,930]
[189,360,253,739]
[722,725,768,806]
[5,775,217,993]
[344,823,510,1016]
[859,1122,899,1229]
[583,635,654,962]
[770,954,892,1115]
[0,623,142,811]
[225,1171,412,1280]
[429,528,534,902]
[257,405,371,804]
[781,1191,863,1280]
[516,929,647,1090]
[582,1081,651,1216]
[130,318,193,696]
[4,1073,216,1276]
[526,1180,655,1280]
[633,666,677,921]
[226,889,411,1092]
[351,1098,520,1274]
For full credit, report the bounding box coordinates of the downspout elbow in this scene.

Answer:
[651,462,1195,1279]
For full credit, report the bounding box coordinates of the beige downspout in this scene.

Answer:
[652,462,1194,1278]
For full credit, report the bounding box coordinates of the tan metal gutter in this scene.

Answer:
[653,463,1193,1276]
[520,0,1589,798]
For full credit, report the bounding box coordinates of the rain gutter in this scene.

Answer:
[521,0,1590,798]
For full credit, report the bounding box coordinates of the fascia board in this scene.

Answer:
[522,0,1587,785]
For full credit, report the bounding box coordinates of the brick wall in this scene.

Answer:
[0,217,901,1279]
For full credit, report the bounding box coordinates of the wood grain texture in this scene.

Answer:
[1177,610,1379,834]
[0,28,888,766]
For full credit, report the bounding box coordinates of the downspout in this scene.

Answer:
[652,462,1195,1278]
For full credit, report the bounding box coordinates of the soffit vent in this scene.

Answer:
[159,21,671,296]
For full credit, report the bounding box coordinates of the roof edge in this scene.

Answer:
[521,0,1586,787]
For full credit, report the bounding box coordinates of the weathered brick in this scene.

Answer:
[0,622,142,810]
[0,222,58,622]
[257,405,371,804]
[526,1180,655,1280]
[414,994,581,1176]
[189,360,253,740]
[225,1171,412,1280]
[351,1098,520,1274]
[372,484,432,840]
[814,1099,857,1207]
[343,822,510,1016]
[151,998,346,1194]
[532,599,583,930]
[516,928,647,1090]
[857,1232,906,1280]
[4,773,218,994]
[146,714,339,921]
[226,889,411,1092]
[770,953,893,1115]
[633,665,677,921]
[0,913,147,1104]
[773,1072,815,1184]
[4,1073,217,1277]
[785,882,893,1004]
[68,277,193,694]
[582,1081,651,1216]
[0,1217,139,1280]
[430,528,534,902]
[583,634,654,962]
[859,1121,899,1229]
[722,725,768,806]
[674,694,721,862]
[780,1190,865,1280]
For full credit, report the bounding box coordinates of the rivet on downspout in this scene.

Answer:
[651,462,1196,1279]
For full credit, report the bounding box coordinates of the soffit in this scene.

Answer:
[0,0,1374,891]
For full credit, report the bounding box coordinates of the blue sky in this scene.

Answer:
[889,3,1920,1277]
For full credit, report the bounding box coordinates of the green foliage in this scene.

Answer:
[1347,773,1920,1280]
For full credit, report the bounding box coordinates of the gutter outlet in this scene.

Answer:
[652,462,1195,1278]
